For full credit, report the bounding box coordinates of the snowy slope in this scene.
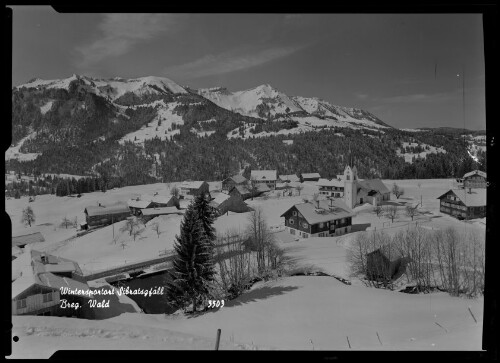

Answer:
[198,84,303,119]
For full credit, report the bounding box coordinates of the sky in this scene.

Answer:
[11,7,486,130]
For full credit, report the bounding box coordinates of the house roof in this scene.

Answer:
[180,181,206,189]
[463,170,487,179]
[127,198,154,209]
[281,199,354,225]
[302,173,321,179]
[224,174,247,184]
[251,170,277,181]
[140,207,183,216]
[232,185,252,196]
[317,178,344,188]
[209,193,231,206]
[279,174,300,183]
[256,183,271,192]
[437,189,486,207]
[358,179,390,194]
[85,202,130,217]
[12,232,45,247]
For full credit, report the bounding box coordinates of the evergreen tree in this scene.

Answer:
[165,203,216,313]
[192,191,217,245]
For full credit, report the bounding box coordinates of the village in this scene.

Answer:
[10,162,486,323]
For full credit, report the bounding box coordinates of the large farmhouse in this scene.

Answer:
[463,170,487,189]
[229,183,270,201]
[209,192,252,215]
[437,188,486,219]
[279,174,301,183]
[127,193,179,215]
[84,202,130,227]
[281,199,354,238]
[250,170,278,190]
[12,250,94,318]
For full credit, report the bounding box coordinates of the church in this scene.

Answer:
[317,164,391,208]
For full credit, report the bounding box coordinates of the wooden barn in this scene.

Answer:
[300,172,321,182]
[437,188,486,220]
[84,202,131,227]
[12,250,94,318]
[463,170,487,189]
[222,174,248,192]
[366,246,410,282]
[209,192,253,216]
[179,181,210,197]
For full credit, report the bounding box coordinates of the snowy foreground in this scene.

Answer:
[8,178,485,355]
[10,276,483,357]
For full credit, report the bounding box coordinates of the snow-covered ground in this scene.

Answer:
[5,131,40,162]
[8,178,485,354]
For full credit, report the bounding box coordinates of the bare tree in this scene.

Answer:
[119,240,128,249]
[152,221,161,238]
[120,217,140,236]
[296,184,304,196]
[384,205,398,223]
[73,216,78,228]
[245,207,276,274]
[131,227,143,241]
[391,183,405,199]
[405,205,419,221]
[373,205,383,218]
[21,205,35,227]
[249,176,260,201]
[60,216,72,229]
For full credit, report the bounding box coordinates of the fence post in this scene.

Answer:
[215,328,221,350]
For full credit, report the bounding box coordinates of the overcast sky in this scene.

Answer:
[11,7,486,130]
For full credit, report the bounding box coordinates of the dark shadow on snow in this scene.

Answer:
[350,223,371,232]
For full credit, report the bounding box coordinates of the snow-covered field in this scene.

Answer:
[5,132,40,162]
[8,178,485,354]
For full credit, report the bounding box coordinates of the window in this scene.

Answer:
[43,293,53,303]
[303,233,308,238]
[16,299,27,309]
[303,222,309,229]
[293,211,297,216]
[289,219,294,225]
[319,222,324,228]
[290,228,295,235]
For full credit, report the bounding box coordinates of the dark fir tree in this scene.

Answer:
[165,203,216,313]
[193,191,217,245]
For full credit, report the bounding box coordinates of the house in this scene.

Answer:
[317,178,345,198]
[221,174,248,192]
[127,198,155,216]
[463,170,487,189]
[300,173,321,182]
[12,229,45,248]
[280,199,354,238]
[179,180,210,197]
[128,193,180,215]
[278,174,300,183]
[437,188,486,220]
[12,250,94,318]
[84,202,131,227]
[250,170,278,190]
[138,207,184,222]
[366,246,411,282]
[209,192,253,216]
[229,183,269,201]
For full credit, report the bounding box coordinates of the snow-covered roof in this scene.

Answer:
[12,232,45,247]
[358,179,390,194]
[85,202,130,217]
[463,170,486,179]
[301,173,321,179]
[279,174,300,183]
[140,207,183,216]
[317,178,344,188]
[437,189,486,207]
[210,193,231,206]
[281,199,354,225]
[251,170,277,181]
[127,198,154,209]
[180,181,207,190]
[225,174,247,184]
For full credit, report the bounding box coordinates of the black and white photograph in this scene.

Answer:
[4,5,496,358]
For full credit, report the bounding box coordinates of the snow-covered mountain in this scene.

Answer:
[197,84,304,119]
[17,74,188,101]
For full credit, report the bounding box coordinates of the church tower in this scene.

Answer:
[343,165,358,209]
